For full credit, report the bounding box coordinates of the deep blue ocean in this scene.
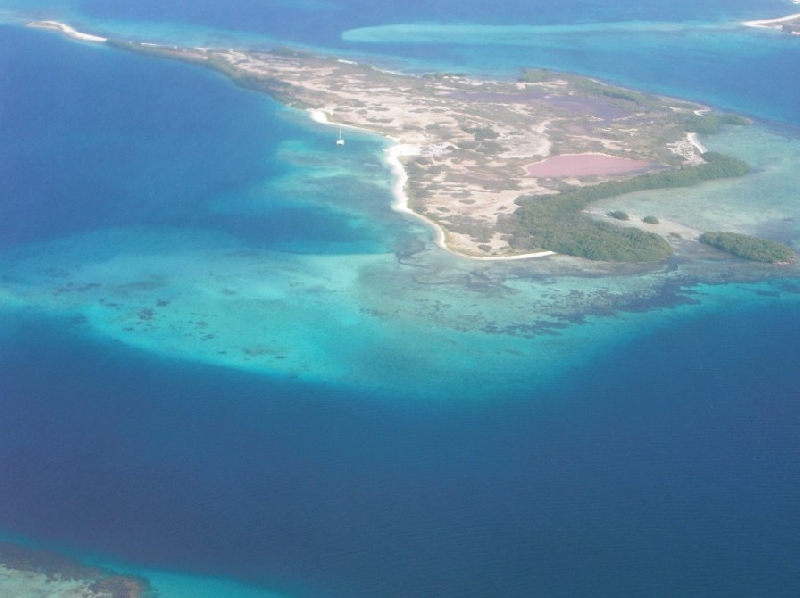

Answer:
[2,1,800,597]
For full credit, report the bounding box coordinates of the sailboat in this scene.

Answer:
[336,126,345,146]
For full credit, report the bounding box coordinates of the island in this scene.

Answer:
[29,21,794,264]
[743,13,800,35]
[700,232,796,264]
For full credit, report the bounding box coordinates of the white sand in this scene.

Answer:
[382,143,556,260]
[742,13,800,29]
[468,249,557,260]
[687,132,707,154]
[308,109,330,125]
[27,20,107,42]
[669,132,707,165]
[307,108,380,136]
[383,143,447,245]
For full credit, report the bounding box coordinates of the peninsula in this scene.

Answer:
[742,13,800,34]
[27,20,108,42]
[32,21,780,262]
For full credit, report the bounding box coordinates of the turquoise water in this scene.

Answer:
[1,1,800,596]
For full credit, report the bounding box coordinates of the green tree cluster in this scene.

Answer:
[540,153,748,205]
[502,153,749,262]
[504,201,671,261]
[699,232,794,263]
[677,113,750,135]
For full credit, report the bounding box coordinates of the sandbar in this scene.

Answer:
[27,20,107,42]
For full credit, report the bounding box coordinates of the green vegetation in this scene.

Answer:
[699,232,794,263]
[642,215,660,224]
[570,78,655,106]
[519,69,657,107]
[677,113,750,135]
[607,210,629,221]
[109,41,313,106]
[518,68,553,83]
[476,140,506,155]
[502,153,750,262]
[504,203,672,261]
[268,47,315,58]
[464,126,499,141]
[519,68,751,137]
[542,152,748,204]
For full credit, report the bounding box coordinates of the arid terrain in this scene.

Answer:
[112,40,715,256]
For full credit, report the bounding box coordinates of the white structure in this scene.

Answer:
[336,126,345,146]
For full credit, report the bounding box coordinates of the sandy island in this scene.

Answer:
[742,13,800,33]
[31,21,757,262]
[313,108,556,259]
[28,20,107,42]
[122,41,718,259]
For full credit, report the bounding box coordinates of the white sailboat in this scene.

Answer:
[336,126,345,146]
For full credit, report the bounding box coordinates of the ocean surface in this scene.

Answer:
[1,1,800,597]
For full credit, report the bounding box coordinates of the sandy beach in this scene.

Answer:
[311,109,449,250]
[742,13,800,31]
[313,108,558,260]
[383,143,446,246]
[34,22,734,262]
[687,132,707,154]
[27,20,107,42]
[382,144,557,260]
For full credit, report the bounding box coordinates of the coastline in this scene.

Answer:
[26,20,763,264]
[27,20,107,43]
[742,13,800,31]
[383,142,556,261]
[309,109,447,248]
[687,132,707,154]
[311,109,556,260]
[27,18,567,262]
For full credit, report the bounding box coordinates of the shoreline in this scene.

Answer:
[27,20,107,43]
[742,13,800,30]
[310,109,556,261]
[27,20,755,264]
[309,109,448,247]
[25,19,563,262]
[687,132,707,154]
